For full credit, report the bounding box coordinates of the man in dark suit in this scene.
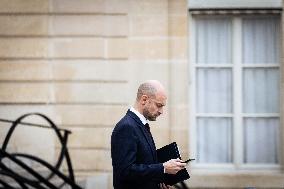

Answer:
[111,80,186,189]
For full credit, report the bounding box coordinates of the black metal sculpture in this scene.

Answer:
[0,113,83,189]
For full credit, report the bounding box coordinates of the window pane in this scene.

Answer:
[243,118,279,164]
[197,118,232,163]
[196,18,232,64]
[242,17,280,64]
[243,68,279,113]
[197,68,232,113]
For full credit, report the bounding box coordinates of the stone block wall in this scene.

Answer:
[0,0,189,188]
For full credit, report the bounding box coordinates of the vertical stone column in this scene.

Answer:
[168,0,189,158]
[280,0,284,172]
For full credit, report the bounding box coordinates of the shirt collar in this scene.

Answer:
[130,107,148,125]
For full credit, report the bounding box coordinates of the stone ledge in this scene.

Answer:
[187,173,284,188]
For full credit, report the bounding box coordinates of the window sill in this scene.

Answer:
[186,172,284,188]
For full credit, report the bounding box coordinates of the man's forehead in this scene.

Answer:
[154,94,167,104]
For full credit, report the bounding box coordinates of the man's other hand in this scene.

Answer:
[159,183,173,189]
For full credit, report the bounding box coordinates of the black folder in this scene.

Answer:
[156,142,190,185]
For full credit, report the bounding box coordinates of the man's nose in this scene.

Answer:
[158,108,163,115]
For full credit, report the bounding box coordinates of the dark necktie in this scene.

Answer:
[145,123,151,133]
[145,123,155,147]
[144,123,157,161]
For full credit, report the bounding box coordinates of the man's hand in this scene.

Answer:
[159,183,173,189]
[163,158,186,174]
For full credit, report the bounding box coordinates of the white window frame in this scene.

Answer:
[187,0,282,9]
[189,13,282,173]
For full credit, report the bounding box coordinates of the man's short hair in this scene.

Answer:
[136,82,157,100]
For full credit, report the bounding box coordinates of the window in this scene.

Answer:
[190,14,280,170]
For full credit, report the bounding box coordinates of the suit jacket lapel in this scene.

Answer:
[127,110,157,161]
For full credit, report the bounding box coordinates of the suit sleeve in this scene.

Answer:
[111,121,164,183]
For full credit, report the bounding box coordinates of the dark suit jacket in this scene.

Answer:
[111,110,164,189]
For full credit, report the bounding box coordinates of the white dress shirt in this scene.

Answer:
[129,107,148,125]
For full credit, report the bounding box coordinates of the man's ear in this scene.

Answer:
[141,95,148,105]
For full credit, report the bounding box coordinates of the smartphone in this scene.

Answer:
[181,158,195,164]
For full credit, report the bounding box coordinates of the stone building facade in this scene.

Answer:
[0,0,283,188]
